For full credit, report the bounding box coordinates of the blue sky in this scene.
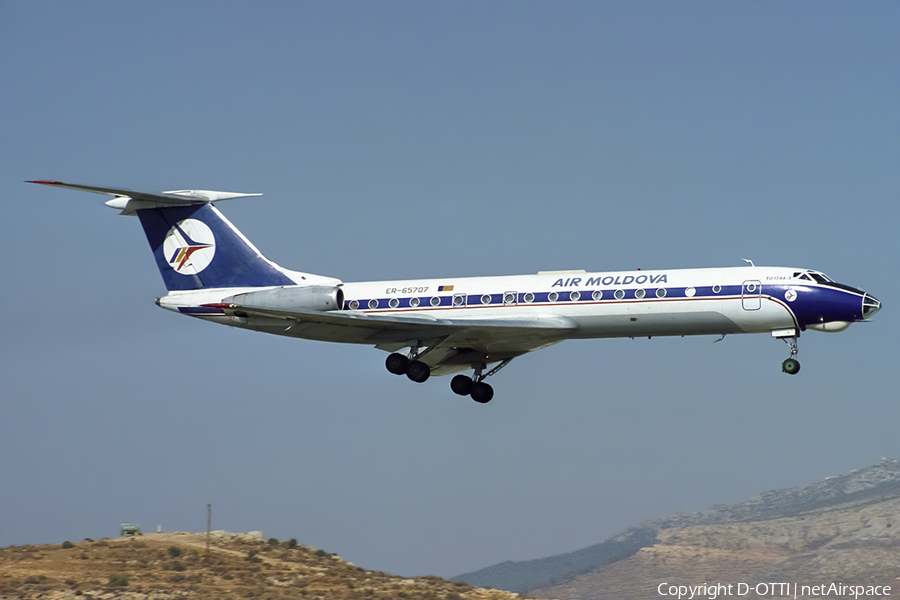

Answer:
[2,1,898,578]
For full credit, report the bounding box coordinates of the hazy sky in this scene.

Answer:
[2,1,898,579]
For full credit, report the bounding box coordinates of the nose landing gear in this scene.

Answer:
[781,336,800,375]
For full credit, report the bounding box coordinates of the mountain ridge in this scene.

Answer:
[453,458,900,595]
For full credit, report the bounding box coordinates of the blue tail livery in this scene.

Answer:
[138,203,296,291]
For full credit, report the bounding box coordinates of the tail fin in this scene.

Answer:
[29,181,298,291]
[138,203,295,291]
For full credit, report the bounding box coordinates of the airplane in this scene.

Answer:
[29,180,882,404]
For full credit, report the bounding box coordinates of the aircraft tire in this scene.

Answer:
[406,360,431,383]
[470,382,494,404]
[451,374,474,396]
[386,353,409,375]
[782,358,800,375]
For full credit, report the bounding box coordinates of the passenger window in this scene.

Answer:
[713,285,722,294]
[614,289,625,300]
[430,296,441,306]
[592,290,603,301]
[524,292,535,303]
[410,297,420,308]
[481,294,491,305]
[548,292,559,302]
[389,298,399,309]
[348,300,359,310]
[570,291,581,301]
[656,288,666,298]
[368,299,379,309]
[635,289,646,299]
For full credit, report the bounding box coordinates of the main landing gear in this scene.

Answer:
[450,359,513,404]
[385,349,512,404]
[781,336,800,375]
[385,352,431,383]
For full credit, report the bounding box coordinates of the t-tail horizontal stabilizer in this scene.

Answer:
[27,180,261,215]
[28,180,302,292]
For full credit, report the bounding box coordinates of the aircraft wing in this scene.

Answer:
[209,302,576,374]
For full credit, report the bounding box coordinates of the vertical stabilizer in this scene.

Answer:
[138,204,296,291]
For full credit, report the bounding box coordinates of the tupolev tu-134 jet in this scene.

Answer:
[30,180,882,404]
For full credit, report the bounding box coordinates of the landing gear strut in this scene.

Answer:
[781,336,800,375]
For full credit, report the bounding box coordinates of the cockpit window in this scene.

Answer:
[797,270,832,284]
[807,271,833,284]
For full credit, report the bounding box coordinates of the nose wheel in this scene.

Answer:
[781,337,800,375]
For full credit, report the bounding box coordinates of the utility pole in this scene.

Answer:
[206,504,211,558]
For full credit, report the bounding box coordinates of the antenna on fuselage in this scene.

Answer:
[741,258,755,267]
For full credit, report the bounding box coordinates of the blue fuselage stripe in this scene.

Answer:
[342,283,865,330]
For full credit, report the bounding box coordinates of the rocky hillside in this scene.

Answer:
[532,494,900,600]
[0,531,537,600]
[455,459,900,596]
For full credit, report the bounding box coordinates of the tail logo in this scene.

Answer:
[163,219,216,275]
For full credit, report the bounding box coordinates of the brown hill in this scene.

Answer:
[530,496,900,600]
[0,531,540,600]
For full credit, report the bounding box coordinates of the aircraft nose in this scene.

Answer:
[862,293,881,319]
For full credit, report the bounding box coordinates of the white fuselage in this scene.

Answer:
[337,266,796,339]
[159,265,862,345]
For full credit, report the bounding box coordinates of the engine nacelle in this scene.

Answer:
[224,285,344,312]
